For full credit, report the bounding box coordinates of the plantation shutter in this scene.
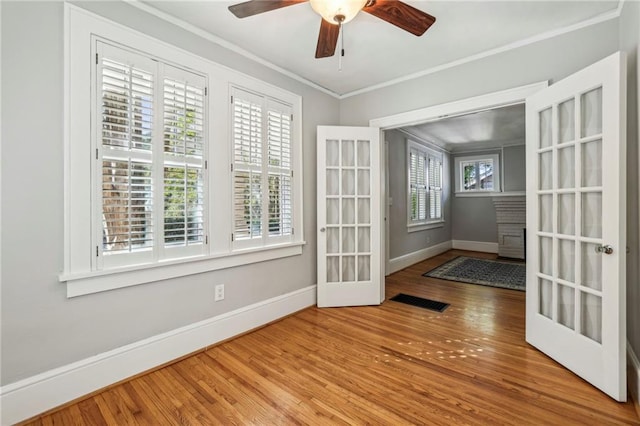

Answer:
[162,65,206,253]
[231,88,294,247]
[232,89,264,241]
[97,42,208,268]
[409,147,427,222]
[266,99,293,237]
[99,43,156,264]
[428,155,443,220]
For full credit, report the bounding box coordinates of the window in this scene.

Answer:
[98,42,207,269]
[407,140,444,229]
[63,6,303,297]
[454,154,501,195]
[231,88,293,248]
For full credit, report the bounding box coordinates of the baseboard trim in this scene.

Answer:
[388,241,452,274]
[0,285,317,425]
[452,239,499,254]
[628,341,640,419]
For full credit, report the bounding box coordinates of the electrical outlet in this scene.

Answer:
[214,284,225,301]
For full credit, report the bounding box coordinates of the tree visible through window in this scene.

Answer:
[98,42,207,266]
[462,159,494,190]
[232,88,293,246]
[455,154,500,193]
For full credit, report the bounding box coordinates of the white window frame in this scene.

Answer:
[230,87,294,250]
[62,5,304,297]
[454,153,501,196]
[406,140,444,232]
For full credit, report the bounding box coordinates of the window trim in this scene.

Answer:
[63,4,304,297]
[406,140,445,229]
[454,153,501,195]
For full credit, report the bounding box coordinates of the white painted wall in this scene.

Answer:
[0,1,338,385]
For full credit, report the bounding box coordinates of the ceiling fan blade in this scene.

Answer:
[363,0,435,36]
[228,0,307,18]
[315,19,340,58]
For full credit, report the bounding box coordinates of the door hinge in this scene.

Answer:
[290,114,293,121]
[231,163,234,172]
[96,246,99,257]
[230,95,234,104]
[205,235,208,244]
[204,160,208,170]
[96,148,99,160]
[231,233,234,242]
[204,87,208,96]
[96,53,98,65]
[292,228,294,235]
[291,170,293,177]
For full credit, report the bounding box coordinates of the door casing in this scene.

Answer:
[369,81,549,280]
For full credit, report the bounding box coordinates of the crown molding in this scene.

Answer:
[124,0,621,100]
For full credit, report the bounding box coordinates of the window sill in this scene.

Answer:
[455,191,501,198]
[454,191,524,198]
[407,221,445,233]
[60,241,306,298]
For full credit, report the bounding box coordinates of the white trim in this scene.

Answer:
[396,129,450,153]
[64,5,305,297]
[452,240,499,254]
[341,8,620,99]
[0,285,317,425]
[373,83,547,303]
[370,82,549,130]
[628,342,640,419]
[109,1,616,99]
[454,191,526,198]
[62,242,305,298]
[124,0,339,99]
[387,241,452,275]
[454,153,501,194]
[407,222,445,233]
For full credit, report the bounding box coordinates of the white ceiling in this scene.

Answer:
[401,103,525,152]
[141,0,620,97]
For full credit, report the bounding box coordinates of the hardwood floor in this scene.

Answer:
[23,250,640,425]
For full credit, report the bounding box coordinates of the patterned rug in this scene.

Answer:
[423,256,526,291]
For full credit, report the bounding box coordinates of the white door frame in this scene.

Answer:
[369,81,549,278]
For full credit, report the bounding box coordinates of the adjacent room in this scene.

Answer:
[2,1,640,424]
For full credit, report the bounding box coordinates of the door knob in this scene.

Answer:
[595,245,613,255]
[320,227,326,232]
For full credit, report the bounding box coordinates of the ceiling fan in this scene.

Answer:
[228,0,436,59]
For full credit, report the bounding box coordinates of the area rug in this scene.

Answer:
[423,256,526,291]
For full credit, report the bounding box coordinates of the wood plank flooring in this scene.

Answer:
[23,250,640,425]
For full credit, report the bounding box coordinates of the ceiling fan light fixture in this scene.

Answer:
[309,0,368,25]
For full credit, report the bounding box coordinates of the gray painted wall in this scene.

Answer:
[503,145,526,192]
[450,145,525,243]
[339,19,619,126]
[386,130,451,260]
[620,0,640,361]
[1,1,339,385]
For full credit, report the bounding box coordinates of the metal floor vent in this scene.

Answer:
[389,293,449,312]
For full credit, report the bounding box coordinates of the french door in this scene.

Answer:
[526,52,627,401]
[317,126,382,307]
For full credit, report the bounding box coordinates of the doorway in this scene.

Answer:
[370,82,548,275]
